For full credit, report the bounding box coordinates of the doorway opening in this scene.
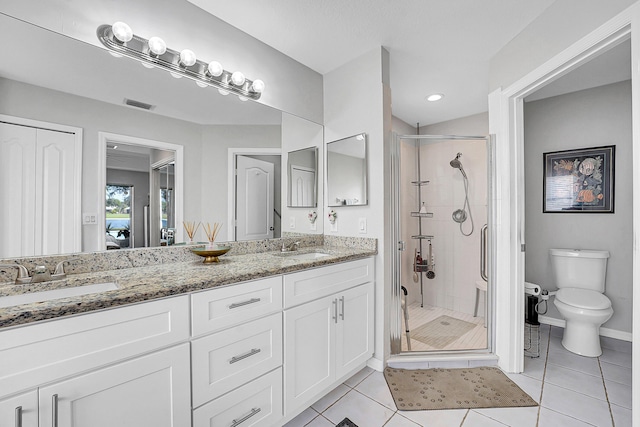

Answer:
[105,184,133,249]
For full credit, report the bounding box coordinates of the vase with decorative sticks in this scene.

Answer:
[203,222,222,248]
[182,221,201,244]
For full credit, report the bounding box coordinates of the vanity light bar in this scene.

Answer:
[97,23,264,100]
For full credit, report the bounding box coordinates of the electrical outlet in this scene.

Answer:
[358,217,367,233]
[330,219,338,232]
[310,221,317,231]
[289,217,296,229]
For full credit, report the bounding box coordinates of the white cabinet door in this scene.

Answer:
[0,390,38,427]
[335,283,374,378]
[284,294,335,414]
[39,344,191,427]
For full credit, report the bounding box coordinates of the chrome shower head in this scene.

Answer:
[449,153,467,178]
[449,153,462,168]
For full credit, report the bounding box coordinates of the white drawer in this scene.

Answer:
[193,367,283,427]
[191,276,282,336]
[192,312,282,406]
[0,295,190,398]
[284,258,374,308]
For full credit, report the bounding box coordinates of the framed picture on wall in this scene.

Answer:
[543,145,615,213]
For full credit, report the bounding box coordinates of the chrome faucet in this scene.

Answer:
[0,260,69,284]
[281,241,300,252]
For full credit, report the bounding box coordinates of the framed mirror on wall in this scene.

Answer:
[326,133,368,207]
[287,147,318,208]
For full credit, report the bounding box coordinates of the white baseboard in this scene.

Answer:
[367,357,385,372]
[538,315,632,342]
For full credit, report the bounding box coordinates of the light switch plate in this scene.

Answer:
[289,217,296,229]
[83,213,98,225]
[330,220,338,232]
[358,217,367,233]
[310,221,317,231]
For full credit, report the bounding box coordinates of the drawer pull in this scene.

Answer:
[15,406,22,427]
[340,296,345,320]
[52,394,58,427]
[230,407,261,427]
[229,298,261,309]
[332,298,338,323]
[229,348,261,364]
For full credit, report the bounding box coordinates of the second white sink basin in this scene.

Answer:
[281,252,330,261]
[0,282,119,308]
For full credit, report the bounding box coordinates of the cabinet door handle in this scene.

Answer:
[229,298,261,309]
[339,296,345,321]
[52,394,58,427]
[14,406,22,427]
[332,298,338,323]
[229,348,261,364]
[230,407,261,427]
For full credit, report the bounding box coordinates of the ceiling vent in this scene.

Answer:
[124,98,155,111]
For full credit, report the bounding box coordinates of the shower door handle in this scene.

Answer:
[480,224,488,282]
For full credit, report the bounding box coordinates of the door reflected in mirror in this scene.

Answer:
[287,147,318,208]
[327,133,368,207]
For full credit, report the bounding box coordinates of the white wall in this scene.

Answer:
[323,47,391,366]
[1,0,324,124]
[524,81,632,334]
[489,0,637,91]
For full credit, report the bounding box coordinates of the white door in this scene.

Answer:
[290,166,315,207]
[284,295,335,416]
[39,344,191,427]
[0,121,81,257]
[236,155,274,241]
[335,283,374,378]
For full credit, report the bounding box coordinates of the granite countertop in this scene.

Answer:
[0,245,376,329]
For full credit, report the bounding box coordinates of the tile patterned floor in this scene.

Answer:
[285,324,632,427]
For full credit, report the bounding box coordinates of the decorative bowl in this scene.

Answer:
[191,245,231,264]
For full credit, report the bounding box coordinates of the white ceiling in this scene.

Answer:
[187,0,558,127]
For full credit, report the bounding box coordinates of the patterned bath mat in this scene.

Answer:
[384,366,538,411]
[335,418,358,427]
[411,315,476,348]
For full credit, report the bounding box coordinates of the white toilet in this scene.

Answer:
[550,248,613,357]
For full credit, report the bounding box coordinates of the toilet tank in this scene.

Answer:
[549,249,609,292]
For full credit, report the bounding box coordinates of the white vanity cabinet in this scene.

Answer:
[283,258,374,417]
[0,295,191,427]
[190,276,284,426]
[0,390,38,427]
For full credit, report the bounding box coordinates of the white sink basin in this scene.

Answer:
[282,252,330,261]
[0,282,119,308]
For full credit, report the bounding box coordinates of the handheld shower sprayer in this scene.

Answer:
[449,152,474,236]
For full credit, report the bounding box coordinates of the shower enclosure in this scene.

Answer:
[391,134,492,355]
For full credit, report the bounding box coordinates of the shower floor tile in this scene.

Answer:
[401,302,487,352]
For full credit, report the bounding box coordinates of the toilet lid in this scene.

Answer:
[556,288,611,310]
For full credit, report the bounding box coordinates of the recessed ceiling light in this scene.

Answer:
[426,93,444,102]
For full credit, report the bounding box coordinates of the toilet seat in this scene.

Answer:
[556,288,611,310]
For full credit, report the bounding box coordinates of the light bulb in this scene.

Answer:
[112,22,133,43]
[238,95,248,102]
[179,49,196,67]
[250,79,265,93]
[218,88,230,96]
[148,37,166,56]
[196,81,208,88]
[231,71,245,86]
[207,61,223,77]
[426,93,444,102]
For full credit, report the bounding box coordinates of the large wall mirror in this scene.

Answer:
[0,14,322,258]
[327,133,368,207]
[287,147,318,208]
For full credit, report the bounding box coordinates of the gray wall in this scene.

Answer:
[523,80,632,333]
